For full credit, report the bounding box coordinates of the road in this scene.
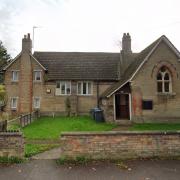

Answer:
[0,159,180,180]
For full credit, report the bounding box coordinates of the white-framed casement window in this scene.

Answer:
[33,97,41,109]
[56,81,71,95]
[34,70,41,82]
[11,97,18,109]
[77,81,93,95]
[12,71,19,82]
[157,66,172,93]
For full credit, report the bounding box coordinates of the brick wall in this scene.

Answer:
[61,131,180,159]
[0,132,24,158]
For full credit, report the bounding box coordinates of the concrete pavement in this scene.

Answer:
[0,159,180,180]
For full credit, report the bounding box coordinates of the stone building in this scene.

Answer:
[3,33,180,123]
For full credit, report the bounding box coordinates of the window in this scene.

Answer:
[11,97,18,109]
[12,71,19,81]
[77,82,92,95]
[157,66,172,93]
[56,81,71,95]
[34,71,41,81]
[142,100,153,110]
[34,97,41,109]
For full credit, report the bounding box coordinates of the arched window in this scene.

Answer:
[157,66,172,93]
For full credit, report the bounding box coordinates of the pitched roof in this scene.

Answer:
[3,53,21,70]
[33,52,120,80]
[102,35,180,97]
[2,53,46,71]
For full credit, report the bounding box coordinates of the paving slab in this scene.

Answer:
[31,147,62,160]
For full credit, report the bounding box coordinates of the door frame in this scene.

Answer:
[113,93,132,121]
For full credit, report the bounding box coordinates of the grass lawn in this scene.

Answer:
[129,123,180,131]
[22,116,117,140]
[7,117,180,157]
[25,144,58,157]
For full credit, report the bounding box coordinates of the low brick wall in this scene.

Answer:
[0,132,24,158]
[61,131,180,159]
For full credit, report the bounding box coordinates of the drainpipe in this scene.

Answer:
[96,81,99,108]
[29,59,33,113]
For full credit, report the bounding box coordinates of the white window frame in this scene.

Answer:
[11,97,18,109]
[12,70,19,82]
[77,81,93,95]
[34,70,42,82]
[55,81,71,95]
[33,97,41,109]
[157,68,172,93]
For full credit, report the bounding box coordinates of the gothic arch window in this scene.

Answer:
[157,66,172,93]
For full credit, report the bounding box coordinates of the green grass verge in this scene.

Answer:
[7,123,20,131]
[0,156,24,164]
[22,116,117,140]
[129,123,180,131]
[25,144,59,157]
[56,156,91,165]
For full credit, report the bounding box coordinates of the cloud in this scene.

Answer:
[0,0,180,57]
[0,0,25,54]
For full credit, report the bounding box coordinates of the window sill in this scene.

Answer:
[33,81,42,83]
[157,92,176,96]
[11,81,18,83]
[77,94,93,96]
[11,108,17,111]
[55,94,71,96]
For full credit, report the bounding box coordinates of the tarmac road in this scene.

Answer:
[0,159,180,180]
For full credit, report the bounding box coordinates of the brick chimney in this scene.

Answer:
[19,33,33,113]
[22,33,32,53]
[119,33,134,77]
[122,33,132,53]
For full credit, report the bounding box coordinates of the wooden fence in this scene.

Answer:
[19,111,39,127]
[0,120,7,132]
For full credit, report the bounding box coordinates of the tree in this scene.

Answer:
[0,40,11,68]
[0,41,11,83]
[0,85,6,111]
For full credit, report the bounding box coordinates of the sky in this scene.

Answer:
[0,0,180,58]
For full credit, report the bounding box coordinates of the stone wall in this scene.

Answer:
[61,131,180,159]
[0,132,24,158]
[100,96,114,122]
[131,41,180,122]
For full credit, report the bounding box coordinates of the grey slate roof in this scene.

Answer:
[33,35,179,97]
[33,52,120,80]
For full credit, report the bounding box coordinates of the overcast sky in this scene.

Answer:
[0,0,180,57]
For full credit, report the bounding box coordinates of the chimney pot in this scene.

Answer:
[22,33,32,53]
[122,32,132,53]
[27,33,30,39]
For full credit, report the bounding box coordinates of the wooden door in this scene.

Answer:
[115,94,130,120]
